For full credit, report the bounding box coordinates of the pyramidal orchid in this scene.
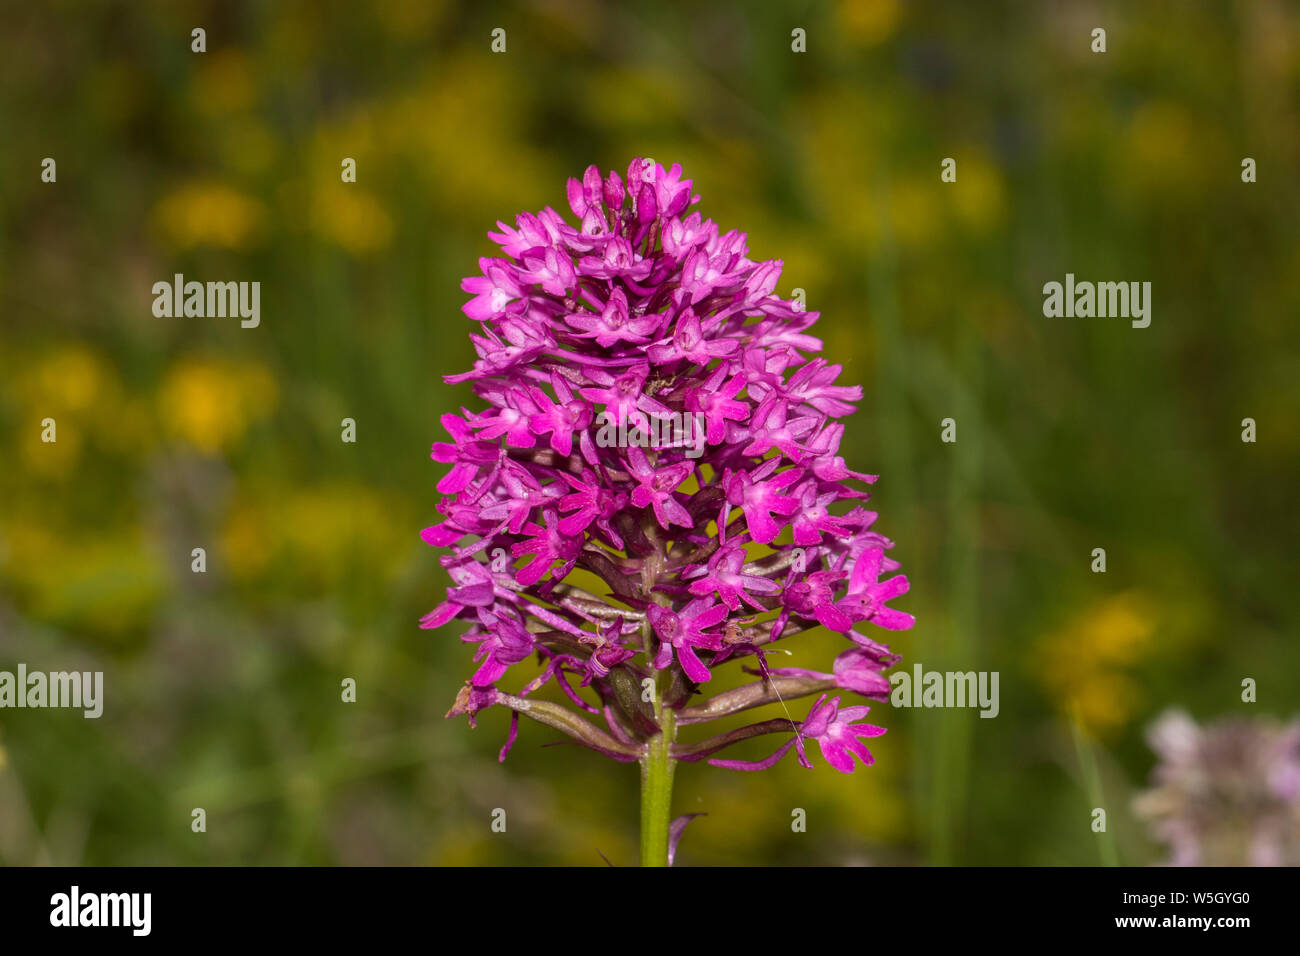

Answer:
[425,160,914,865]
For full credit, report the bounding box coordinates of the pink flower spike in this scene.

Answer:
[428,160,915,863]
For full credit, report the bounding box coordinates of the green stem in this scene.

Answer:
[639,692,676,866]
[638,515,677,868]
[1070,711,1121,867]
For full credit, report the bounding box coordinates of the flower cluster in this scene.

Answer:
[425,159,912,776]
[1134,710,1300,866]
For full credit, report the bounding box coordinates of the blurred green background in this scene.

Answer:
[1,0,1297,865]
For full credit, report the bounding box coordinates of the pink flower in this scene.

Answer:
[649,599,728,683]
[563,287,659,347]
[722,458,801,545]
[626,446,694,530]
[527,375,593,457]
[834,547,915,632]
[684,364,749,445]
[467,611,535,687]
[708,693,886,773]
[511,509,583,585]
[799,694,887,772]
[685,543,780,612]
